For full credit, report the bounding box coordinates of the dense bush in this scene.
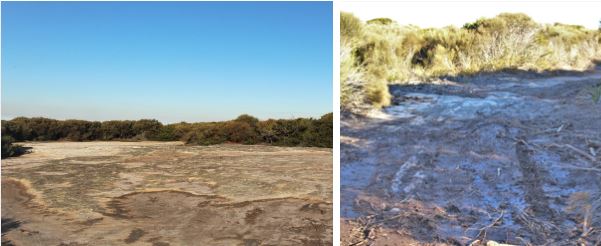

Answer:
[1,136,27,158]
[132,119,162,140]
[60,120,101,141]
[152,125,179,141]
[341,12,601,110]
[301,113,333,148]
[181,113,333,147]
[0,113,333,148]
[182,123,228,146]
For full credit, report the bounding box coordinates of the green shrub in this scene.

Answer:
[151,125,179,141]
[184,125,227,146]
[1,114,333,148]
[224,121,257,144]
[100,120,135,140]
[60,120,101,141]
[132,119,163,140]
[301,113,333,148]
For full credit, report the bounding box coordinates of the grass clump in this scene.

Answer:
[341,12,363,42]
[341,12,601,110]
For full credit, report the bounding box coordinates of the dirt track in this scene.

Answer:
[1,142,332,245]
[341,68,601,245]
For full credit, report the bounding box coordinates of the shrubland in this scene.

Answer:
[0,113,333,149]
[341,12,601,110]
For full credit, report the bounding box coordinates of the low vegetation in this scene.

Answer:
[341,12,601,109]
[0,113,333,148]
[1,136,27,159]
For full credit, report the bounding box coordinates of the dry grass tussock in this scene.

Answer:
[566,192,601,243]
[341,12,601,110]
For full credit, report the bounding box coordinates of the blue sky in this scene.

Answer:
[1,2,332,123]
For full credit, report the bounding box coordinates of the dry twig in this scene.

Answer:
[546,143,598,162]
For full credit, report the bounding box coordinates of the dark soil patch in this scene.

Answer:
[342,69,601,244]
[124,228,146,243]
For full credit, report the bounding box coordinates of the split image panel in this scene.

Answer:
[2,0,601,245]
[1,2,333,245]
[340,1,601,245]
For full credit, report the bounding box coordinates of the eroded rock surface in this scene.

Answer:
[2,142,332,245]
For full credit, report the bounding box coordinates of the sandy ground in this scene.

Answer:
[1,142,332,245]
[341,68,601,245]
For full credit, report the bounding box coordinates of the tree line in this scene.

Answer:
[1,113,332,158]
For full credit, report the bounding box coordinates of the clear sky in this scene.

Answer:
[342,1,600,30]
[1,2,332,123]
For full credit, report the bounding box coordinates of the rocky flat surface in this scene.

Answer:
[342,69,601,245]
[2,142,332,245]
